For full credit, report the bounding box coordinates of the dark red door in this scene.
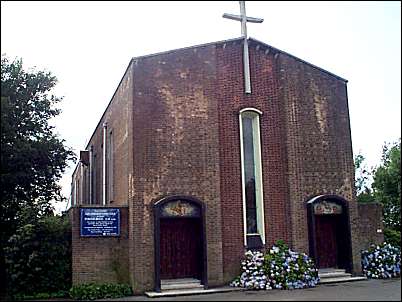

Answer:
[160,218,201,279]
[315,215,338,268]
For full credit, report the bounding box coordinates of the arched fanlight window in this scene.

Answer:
[239,108,265,247]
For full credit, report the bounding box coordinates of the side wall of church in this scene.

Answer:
[278,53,361,273]
[216,40,292,283]
[71,63,135,286]
[82,62,134,206]
[130,44,224,293]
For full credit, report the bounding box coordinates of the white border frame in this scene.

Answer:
[239,108,265,246]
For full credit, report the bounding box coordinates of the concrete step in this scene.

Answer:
[161,278,200,285]
[319,272,352,279]
[319,276,367,284]
[161,283,204,291]
[144,286,242,298]
[161,278,203,291]
[318,268,347,274]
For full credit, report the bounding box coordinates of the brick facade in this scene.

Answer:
[69,206,129,284]
[358,202,384,250]
[130,42,223,292]
[70,37,378,293]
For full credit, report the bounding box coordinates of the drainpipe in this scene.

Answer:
[102,122,107,206]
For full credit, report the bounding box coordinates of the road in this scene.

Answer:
[106,278,401,301]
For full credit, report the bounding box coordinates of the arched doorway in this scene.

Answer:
[306,195,353,272]
[153,195,207,292]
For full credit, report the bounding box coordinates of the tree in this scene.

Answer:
[372,139,401,231]
[0,55,75,296]
[354,153,375,203]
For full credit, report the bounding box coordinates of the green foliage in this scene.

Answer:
[1,54,75,295]
[384,228,401,248]
[1,55,75,212]
[354,140,401,231]
[4,214,71,297]
[69,283,132,300]
[354,153,373,197]
[13,290,69,301]
[372,139,401,231]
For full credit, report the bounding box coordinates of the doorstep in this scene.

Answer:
[319,276,367,284]
[144,286,242,298]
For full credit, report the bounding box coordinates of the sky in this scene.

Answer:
[1,1,401,213]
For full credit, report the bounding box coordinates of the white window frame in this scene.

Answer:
[239,107,265,246]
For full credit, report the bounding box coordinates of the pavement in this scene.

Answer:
[102,278,401,301]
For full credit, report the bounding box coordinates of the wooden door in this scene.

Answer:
[315,215,338,268]
[160,218,201,279]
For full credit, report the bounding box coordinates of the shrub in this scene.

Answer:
[230,240,319,290]
[69,283,132,300]
[230,250,267,289]
[361,242,401,279]
[13,290,69,301]
[384,228,401,248]
[4,214,71,298]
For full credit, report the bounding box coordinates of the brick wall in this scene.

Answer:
[130,43,224,293]
[216,40,291,282]
[216,38,360,279]
[277,48,361,273]
[69,206,129,285]
[358,202,384,251]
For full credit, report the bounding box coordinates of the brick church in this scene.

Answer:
[69,2,383,294]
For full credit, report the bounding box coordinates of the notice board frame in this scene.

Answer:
[80,208,120,237]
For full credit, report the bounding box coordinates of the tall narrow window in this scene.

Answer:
[92,153,97,204]
[89,146,94,204]
[71,181,75,207]
[107,130,114,203]
[76,179,80,205]
[239,108,265,247]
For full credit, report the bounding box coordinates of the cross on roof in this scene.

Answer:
[223,1,264,94]
[223,1,264,38]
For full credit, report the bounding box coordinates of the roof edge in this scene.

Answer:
[249,37,348,83]
[131,37,244,62]
[79,37,245,157]
[83,59,134,151]
[79,35,348,155]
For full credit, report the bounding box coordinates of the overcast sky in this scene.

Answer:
[1,1,401,213]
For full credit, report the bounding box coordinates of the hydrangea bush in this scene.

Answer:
[361,242,401,279]
[230,250,267,289]
[230,240,319,290]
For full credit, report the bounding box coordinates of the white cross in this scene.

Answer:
[223,1,264,94]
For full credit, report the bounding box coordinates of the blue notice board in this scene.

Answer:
[80,208,120,237]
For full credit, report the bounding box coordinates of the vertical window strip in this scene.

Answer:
[76,179,80,206]
[102,122,107,206]
[93,153,97,204]
[89,147,93,204]
[108,131,114,203]
[239,109,265,246]
[71,181,75,207]
[80,163,84,204]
